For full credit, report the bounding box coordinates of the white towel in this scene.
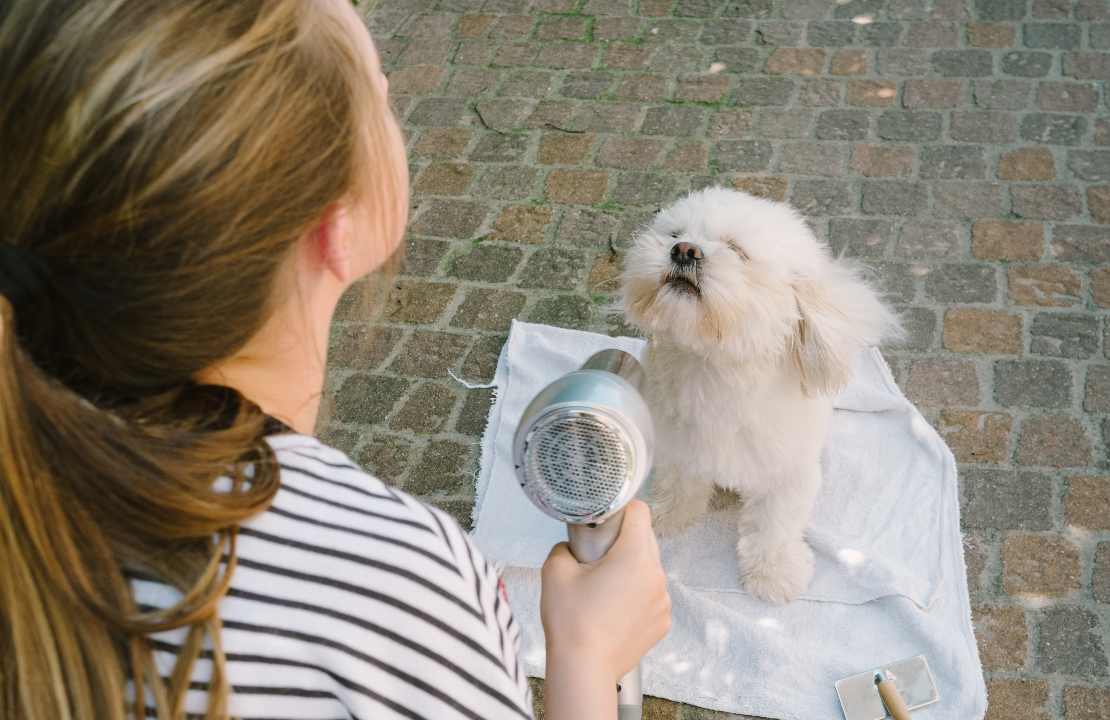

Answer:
[472,321,987,720]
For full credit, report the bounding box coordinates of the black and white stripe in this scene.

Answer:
[132,434,532,720]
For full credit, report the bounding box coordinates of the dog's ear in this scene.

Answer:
[790,259,900,397]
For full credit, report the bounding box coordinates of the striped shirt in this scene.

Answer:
[131,433,533,720]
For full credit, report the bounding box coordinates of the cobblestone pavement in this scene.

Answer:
[330,1,1110,717]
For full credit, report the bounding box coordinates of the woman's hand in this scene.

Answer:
[540,500,671,684]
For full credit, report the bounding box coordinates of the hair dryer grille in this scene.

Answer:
[521,411,635,521]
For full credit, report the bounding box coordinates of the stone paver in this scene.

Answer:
[334,2,1110,717]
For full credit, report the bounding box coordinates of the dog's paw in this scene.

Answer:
[737,537,814,604]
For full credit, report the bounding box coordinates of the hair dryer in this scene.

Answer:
[512,349,654,720]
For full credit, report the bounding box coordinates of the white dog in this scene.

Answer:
[621,187,900,604]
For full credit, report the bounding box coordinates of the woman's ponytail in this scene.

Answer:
[1,297,138,719]
[0,294,275,720]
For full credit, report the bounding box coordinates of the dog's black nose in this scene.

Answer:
[670,242,703,266]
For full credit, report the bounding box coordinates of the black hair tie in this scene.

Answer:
[0,242,51,307]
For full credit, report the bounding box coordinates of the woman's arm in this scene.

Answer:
[544,651,619,720]
[540,501,671,720]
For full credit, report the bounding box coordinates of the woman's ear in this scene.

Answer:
[311,203,356,283]
[790,259,901,397]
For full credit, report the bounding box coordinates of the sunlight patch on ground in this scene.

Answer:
[524,644,545,668]
[756,617,782,630]
[838,548,867,566]
[1016,593,1053,610]
[704,618,732,653]
[1065,525,1091,543]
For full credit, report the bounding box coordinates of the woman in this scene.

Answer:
[0,1,671,719]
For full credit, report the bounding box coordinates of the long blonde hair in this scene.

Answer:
[0,1,406,718]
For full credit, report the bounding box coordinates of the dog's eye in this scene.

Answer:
[669,229,681,239]
[726,238,749,260]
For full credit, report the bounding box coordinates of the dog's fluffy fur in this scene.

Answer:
[622,187,900,604]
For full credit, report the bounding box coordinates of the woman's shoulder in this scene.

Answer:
[140,434,532,720]
[239,432,496,647]
[254,435,524,690]
[265,433,403,506]
[258,433,478,572]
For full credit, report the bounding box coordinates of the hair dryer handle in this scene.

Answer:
[566,511,643,720]
[566,511,624,564]
[617,667,643,720]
